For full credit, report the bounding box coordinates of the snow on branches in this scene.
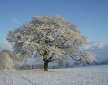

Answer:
[6,14,96,67]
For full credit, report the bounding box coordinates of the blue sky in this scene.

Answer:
[0,0,108,62]
[0,0,108,43]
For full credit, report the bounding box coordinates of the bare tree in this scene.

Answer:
[6,14,96,71]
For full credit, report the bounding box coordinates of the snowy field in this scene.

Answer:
[0,65,108,85]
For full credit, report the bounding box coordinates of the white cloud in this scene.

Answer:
[12,19,20,24]
[98,43,106,49]
[82,41,108,62]
[82,41,108,50]
[0,41,13,51]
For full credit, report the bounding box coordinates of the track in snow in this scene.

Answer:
[0,65,108,85]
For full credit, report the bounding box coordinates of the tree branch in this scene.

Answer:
[70,55,81,61]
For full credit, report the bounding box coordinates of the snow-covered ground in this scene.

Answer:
[0,65,108,85]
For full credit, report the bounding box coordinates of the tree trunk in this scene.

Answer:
[43,50,49,71]
[44,61,48,71]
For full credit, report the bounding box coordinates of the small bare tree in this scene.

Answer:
[7,14,96,71]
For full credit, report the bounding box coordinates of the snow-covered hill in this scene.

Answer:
[0,65,108,85]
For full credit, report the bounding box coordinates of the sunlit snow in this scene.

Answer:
[0,65,108,85]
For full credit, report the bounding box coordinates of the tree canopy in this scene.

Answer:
[7,14,96,71]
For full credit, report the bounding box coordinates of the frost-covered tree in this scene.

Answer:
[0,50,14,70]
[6,14,96,71]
